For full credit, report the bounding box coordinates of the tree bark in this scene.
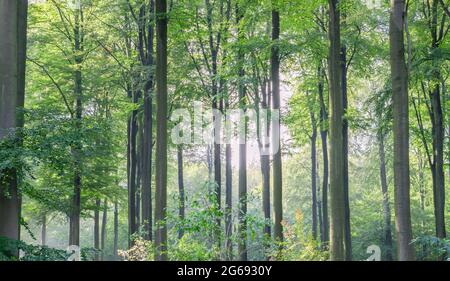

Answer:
[142,0,155,242]
[128,90,138,246]
[429,0,446,240]
[378,131,393,261]
[69,4,83,247]
[261,79,271,241]
[136,123,142,231]
[236,3,247,261]
[225,99,233,260]
[113,201,119,261]
[318,63,329,246]
[310,121,318,240]
[41,213,47,246]
[94,199,101,261]
[328,0,345,261]
[317,163,323,244]
[0,1,26,255]
[389,0,415,261]
[341,38,352,261]
[307,89,318,240]
[271,5,283,245]
[177,145,185,239]
[154,0,168,261]
[101,199,107,261]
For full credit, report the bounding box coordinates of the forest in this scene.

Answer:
[0,0,449,262]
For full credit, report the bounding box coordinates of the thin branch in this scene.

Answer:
[50,0,73,43]
[27,57,74,117]
[412,95,433,168]
[439,0,450,18]
[184,42,210,96]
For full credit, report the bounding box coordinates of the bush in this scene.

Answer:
[0,236,69,261]
[269,210,328,261]
[118,238,154,261]
[412,236,450,261]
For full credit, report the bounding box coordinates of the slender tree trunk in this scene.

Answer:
[69,4,83,247]
[177,145,185,239]
[16,0,27,130]
[142,0,155,242]
[207,145,213,185]
[205,0,222,232]
[308,90,318,240]
[261,79,271,242]
[136,123,142,231]
[113,201,119,261]
[318,64,329,247]
[126,90,131,243]
[154,0,168,261]
[271,5,283,245]
[389,0,415,261]
[128,90,138,246]
[221,0,233,261]
[341,38,352,261]
[378,131,393,261]
[101,199,107,261]
[225,99,233,260]
[41,214,47,246]
[429,0,446,240]
[311,125,318,240]
[317,163,324,243]
[16,1,28,250]
[94,199,101,261]
[0,1,27,255]
[236,3,248,261]
[328,0,345,261]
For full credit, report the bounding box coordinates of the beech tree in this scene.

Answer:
[328,0,345,261]
[0,0,28,254]
[154,0,168,261]
[389,0,415,261]
[271,0,283,245]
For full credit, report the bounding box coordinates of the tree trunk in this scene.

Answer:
[328,0,345,261]
[389,0,415,261]
[69,4,83,247]
[136,123,142,231]
[261,79,271,243]
[308,91,318,240]
[311,126,318,240]
[225,99,233,260]
[236,3,247,261]
[271,6,283,245]
[142,0,155,242]
[177,145,185,239]
[0,1,26,256]
[154,0,168,261]
[128,90,138,246]
[113,201,119,261]
[16,0,27,130]
[378,131,393,261]
[41,214,47,246]
[101,199,107,261]
[94,199,101,261]
[341,39,352,261]
[317,164,323,244]
[318,63,329,246]
[429,0,446,240]
[206,0,222,233]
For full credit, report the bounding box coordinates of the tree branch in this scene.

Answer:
[27,57,74,117]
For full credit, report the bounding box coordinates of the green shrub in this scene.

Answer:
[412,236,450,261]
